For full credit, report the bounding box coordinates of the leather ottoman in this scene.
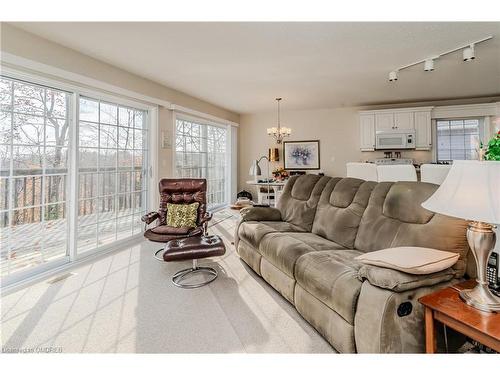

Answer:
[155,235,226,288]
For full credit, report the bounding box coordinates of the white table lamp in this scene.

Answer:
[422,160,500,312]
[249,156,271,205]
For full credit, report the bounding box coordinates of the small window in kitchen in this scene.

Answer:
[436,118,483,163]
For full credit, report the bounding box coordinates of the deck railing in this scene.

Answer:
[1,166,144,227]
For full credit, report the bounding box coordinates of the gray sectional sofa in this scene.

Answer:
[234,174,470,353]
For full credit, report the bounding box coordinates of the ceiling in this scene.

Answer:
[10,22,500,114]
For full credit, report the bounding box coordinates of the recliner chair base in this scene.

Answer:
[172,259,218,289]
[154,249,218,288]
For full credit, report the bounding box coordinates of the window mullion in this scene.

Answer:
[96,100,100,245]
[68,93,79,261]
[114,107,118,241]
[7,81,15,276]
[39,88,47,263]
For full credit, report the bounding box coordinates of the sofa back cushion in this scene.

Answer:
[277,174,329,231]
[354,182,469,276]
[312,178,376,248]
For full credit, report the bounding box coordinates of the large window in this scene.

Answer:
[175,117,228,209]
[436,118,482,162]
[0,75,149,284]
[77,98,148,253]
[1,78,70,278]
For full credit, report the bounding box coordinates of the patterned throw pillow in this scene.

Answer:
[166,202,199,228]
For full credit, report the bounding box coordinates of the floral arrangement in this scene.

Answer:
[484,130,500,161]
[291,146,311,165]
[272,167,289,181]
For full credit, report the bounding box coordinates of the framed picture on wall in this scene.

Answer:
[283,140,320,170]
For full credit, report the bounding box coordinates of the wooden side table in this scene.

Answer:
[419,280,500,353]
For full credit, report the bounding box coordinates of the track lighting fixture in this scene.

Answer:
[424,59,435,72]
[388,36,491,82]
[463,44,475,62]
[388,71,398,82]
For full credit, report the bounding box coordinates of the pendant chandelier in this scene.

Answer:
[267,97,291,144]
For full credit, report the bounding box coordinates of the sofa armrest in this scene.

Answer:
[234,206,281,249]
[358,264,457,292]
[240,206,282,222]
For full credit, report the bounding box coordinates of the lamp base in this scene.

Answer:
[460,222,500,313]
[460,284,500,312]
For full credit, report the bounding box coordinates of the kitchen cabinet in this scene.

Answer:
[375,112,414,132]
[359,107,433,151]
[415,111,432,150]
[360,114,375,151]
[394,112,414,131]
[375,113,394,132]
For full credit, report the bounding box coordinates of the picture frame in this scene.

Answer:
[283,140,320,170]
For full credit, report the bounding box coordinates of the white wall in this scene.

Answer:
[239,107,432,195]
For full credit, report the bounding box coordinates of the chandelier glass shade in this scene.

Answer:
[267,98,291,144]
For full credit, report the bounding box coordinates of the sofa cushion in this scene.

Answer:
[237,221,305,248]
[277,174,330,231]
[287,232,349,251]
[354,182,469,276]
[312,178,376,248]
[382,182,435,224]
[259,232,346,278]
[295,250,364,324]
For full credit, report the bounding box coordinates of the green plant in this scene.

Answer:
[484,130,500,161]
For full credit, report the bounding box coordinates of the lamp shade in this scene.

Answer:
[249,159,262,176]
[421,160,500,224]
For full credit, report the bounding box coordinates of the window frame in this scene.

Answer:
[433,116,486,163]
[75,96,150,257]
[1,68,157,287]
[173,112,231,211]
[1,77,73,281]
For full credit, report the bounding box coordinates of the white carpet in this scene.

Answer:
[1,210,334,353]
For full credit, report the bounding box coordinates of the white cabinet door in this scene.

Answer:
[415,111,432,150]
[375,113,394,132]
[360,114,375,151]
[394,112,414,131]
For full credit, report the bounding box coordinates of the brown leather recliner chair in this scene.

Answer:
[141,178,213,242]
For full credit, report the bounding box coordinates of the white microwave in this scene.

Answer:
[375,130,415,150]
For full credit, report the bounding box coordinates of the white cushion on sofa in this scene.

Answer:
[355,247,459,275]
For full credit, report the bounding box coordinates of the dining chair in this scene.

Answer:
[376,165,418,182]
[346,162,378,182]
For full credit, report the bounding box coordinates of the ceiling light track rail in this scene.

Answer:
[389,35,493,82]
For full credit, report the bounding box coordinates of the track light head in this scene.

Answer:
[424,59,435,72]
[389,70,398,82]
[463,44,475,62]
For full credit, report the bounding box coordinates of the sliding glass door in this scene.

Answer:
[0,75,150,284]
[1,77,71,278]
[174,116,228,210]
[77,97,148,253]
